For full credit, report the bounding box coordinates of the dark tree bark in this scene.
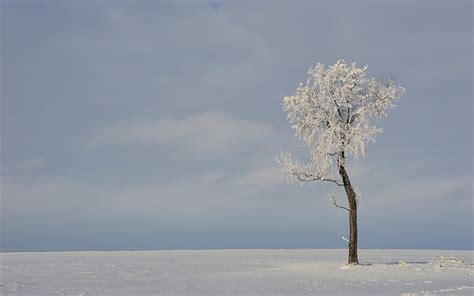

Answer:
[338,153,359,265]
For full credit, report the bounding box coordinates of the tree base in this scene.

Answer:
[341,262,359,269]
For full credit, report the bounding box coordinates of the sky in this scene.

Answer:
[1,0,472,252]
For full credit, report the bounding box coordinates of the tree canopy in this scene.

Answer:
[279,60,406,184]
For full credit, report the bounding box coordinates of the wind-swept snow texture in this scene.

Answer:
[1,249,472,295]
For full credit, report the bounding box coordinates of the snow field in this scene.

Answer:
[1,249,472,295]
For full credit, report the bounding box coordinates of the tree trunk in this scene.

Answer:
[338,164,359,265]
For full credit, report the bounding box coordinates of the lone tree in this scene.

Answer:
[278,60,405,265]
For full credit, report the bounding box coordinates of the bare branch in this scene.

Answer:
[330,194,350,211]
[349,112,359,124]
[295,172,344,186]
[333,100,344,120]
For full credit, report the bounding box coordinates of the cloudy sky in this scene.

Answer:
[1,0,472,251]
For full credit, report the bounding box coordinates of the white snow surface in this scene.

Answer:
[1,249,473,295]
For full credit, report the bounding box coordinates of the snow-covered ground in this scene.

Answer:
[1,249,472,295]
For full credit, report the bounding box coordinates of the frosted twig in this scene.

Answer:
[296,173,344,186]
[330,194,350,212]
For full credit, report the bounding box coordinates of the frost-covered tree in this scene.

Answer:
[278,60,405,265]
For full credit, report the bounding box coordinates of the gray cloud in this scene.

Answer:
[92,111,275,158]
